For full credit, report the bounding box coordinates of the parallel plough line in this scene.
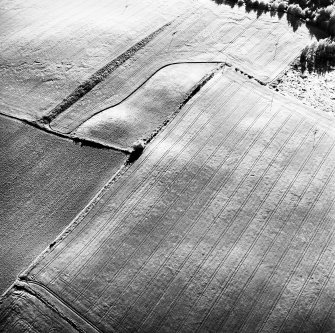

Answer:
[61,80,247,292]
[82,87,267,316]
[66,83,246,304]
[149,113,299,332]
[119,102,280,329]
[197,125,317,330]
[255,139,335,333]
[276,185,335,333]
[30,73,233,278]
[175,118,309,333]
[193,124,320,332]
[238,136,335,333]
[296,223,335,331]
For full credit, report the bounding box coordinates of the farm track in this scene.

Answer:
[0,284,91,333]
[17,280,103,333]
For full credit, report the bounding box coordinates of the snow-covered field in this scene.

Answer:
[1,1,334,332]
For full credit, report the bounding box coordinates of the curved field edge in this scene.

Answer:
[72,62,221,148]
[72,62,222,130]
[9,66,222,288]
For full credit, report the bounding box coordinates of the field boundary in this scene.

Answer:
[71,62,226,134]
[50,59,274,135]
[40,22,173,126]
[0,112,131,154]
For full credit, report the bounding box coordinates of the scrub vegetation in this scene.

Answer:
[300,38,335,72]
[214,0,335,33]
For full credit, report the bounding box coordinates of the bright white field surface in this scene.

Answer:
[50,4,312,134]
[74,63,217,148]
[8,69,335,333]
[0,0,191,120]
[0,115,126,294]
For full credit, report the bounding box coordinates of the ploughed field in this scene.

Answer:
[1,0,335,332]
[2,69,335,332]
[0,115,126,293]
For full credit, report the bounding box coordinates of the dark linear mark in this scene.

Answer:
[0,111,130,154]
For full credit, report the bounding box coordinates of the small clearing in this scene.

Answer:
[272,62,335,115]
